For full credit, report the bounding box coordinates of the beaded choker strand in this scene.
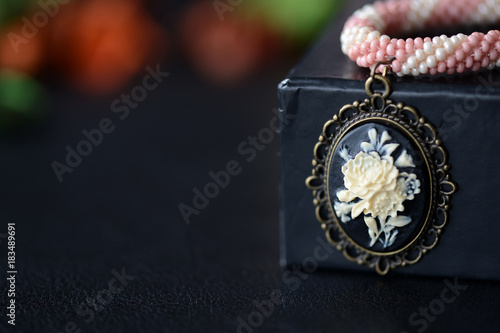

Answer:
[341,0,500,76]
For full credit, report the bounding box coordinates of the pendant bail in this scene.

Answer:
[365,58,395,99]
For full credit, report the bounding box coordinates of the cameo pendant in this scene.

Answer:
[306,65,456,275]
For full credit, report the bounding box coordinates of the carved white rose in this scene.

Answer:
[337,151,404,221]
[334,128,421,248]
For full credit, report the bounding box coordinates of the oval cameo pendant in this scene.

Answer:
[306,71,456,275]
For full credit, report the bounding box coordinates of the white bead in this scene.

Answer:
[401,63,410,75]
[407,56,417,69]
[496,58,500,67]
[457,33,467,41]
[423,41,433,54]
[478,3,488,15]
[416,49,425,60]
[420,8,430,19]
[408,11,418,23]
[432,37,443,46]
[436,48,446,61]
[411,68,419,76]
[419,62,429,74]
[488,62,496,70]
[444,41,454,53]
[427,55,437,68]
[450,36,459,46]
[470,12,481,23]
[423,0,435,10]
[367,31,380,41]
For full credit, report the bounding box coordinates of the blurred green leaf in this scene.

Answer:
[242,0,343,45]
[0,71,47,132]
[0,0,34,27]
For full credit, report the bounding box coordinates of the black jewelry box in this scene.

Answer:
[278,0,500,280]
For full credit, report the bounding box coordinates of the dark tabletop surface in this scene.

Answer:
[1,0,500,332]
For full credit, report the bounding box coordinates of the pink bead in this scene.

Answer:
[376,49,386,61]
[424,37,432,43]
[370,40,379,52]
[474,50,483,61]
[472,63,481,71]
[367,53,375,64]
[447,68,455,75]
[380,38,389,48]
[490,50,499,61]
[391,60,402,72]
[481,41,490,53]
[455,49,465,61]
[347,47,359,59]
[495,41,500,51]
[481,57,490,68]
[360,42,369,54]
[360,57,368,67]
[387,44,396,56]
[396,49,405,62]
[437,62,447,73]
[405,42,414,54]
[397,39,405,49]
[462,42,471,53]
[457,62,465,73]
[414,37,423,49]
[465,56,474,68]
[469,35,479,47]
[429,68,438,75]
[446,57,456,68]
[386,1,399,13]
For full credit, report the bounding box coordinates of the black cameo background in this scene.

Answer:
[328,122,431,253]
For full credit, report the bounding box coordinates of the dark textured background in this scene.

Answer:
[1,0,500,332]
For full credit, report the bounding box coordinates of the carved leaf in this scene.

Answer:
[382,143,399,156]
[340,148,352,161]
[337,190,356,203]
[364,216,378,235]
[395,150,415,167]
[380,131,391,145]
[387,230,399,247]
[361,142,375,152]
[352,201,367,218]
[368,228,377,247]
[368,128,377,145]
[387,215,412,227]
[334,202,354,223]
[383,224,395,234]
